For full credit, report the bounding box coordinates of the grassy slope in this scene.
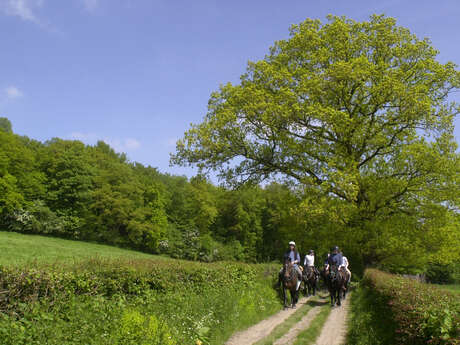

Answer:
[0,231,166,266]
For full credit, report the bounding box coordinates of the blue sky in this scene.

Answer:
[1,0,460,177]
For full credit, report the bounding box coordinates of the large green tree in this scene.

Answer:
[172,15,460,267]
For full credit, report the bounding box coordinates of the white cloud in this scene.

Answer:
[82,0,98,13]
[0,0,43,23]
[124,138,141,149]
[5,86,23,99]
[69,132,141,152]
[69,131,98,142]
[166,137,178,148]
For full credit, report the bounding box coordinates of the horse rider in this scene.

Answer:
[340,251,351,283]
[280,241,303,290]
[303,249,320,277]
[325,246,343,272]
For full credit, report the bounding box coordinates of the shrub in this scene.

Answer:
[363,269,460,345]
[112,310,176,345]
[0,258,282,344]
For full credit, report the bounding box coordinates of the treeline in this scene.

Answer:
[0,118,309,263]
[2,118,460,279]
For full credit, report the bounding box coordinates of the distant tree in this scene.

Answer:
[0,117,12,133]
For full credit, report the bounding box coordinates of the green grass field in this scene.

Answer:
[0,231,166,266]
[434,284,460,293]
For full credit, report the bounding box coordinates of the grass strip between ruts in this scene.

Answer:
[254,296,317,345]
[292,303,332,345]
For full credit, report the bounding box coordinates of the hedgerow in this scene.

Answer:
[0,259,282,344]
[363,269,460,345]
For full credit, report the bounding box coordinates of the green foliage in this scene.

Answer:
[0,117,313,263]
[112,310,176,345]
[363,269,460,345]
[0,257,282,344]
[0,117,12,133]
[172,15,460,270]
[426,262,459,284]
[346,286,397,345]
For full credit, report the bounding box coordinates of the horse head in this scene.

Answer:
[283,257,293,280]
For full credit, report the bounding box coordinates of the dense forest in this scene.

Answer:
[0,116,459,281]
[0,117,307,263]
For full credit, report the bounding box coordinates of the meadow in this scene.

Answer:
[0,231,166,266]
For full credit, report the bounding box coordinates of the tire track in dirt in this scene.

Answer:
[225,297,310,345]
[313,295,351,345]
[273,306,321,345]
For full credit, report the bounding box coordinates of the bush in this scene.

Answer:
[112,310,176,345]
[426,263,459,284]
[363,269,460,345]
[0,258,282,344]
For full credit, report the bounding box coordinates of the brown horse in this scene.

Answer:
[302,266,318,297]
[321,265,347,306]
[280,257,299,309]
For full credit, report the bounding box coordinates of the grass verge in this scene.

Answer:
[345,286,396,345]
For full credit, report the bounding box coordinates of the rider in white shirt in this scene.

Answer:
[303,250,320,276]
[340,254,351,282]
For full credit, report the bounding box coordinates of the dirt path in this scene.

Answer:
[225,297,309,345]
[273,306,321,345]
[314,295,351,345]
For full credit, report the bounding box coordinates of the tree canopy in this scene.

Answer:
[172,15,460,268]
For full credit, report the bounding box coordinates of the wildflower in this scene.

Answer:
[196,340,203,345]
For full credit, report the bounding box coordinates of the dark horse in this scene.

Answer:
[280,257,299,309]
[321,265,347,306]
[302,266,318,297]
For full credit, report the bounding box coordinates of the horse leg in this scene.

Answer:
[336,288,341,306]
[283,287,288,309]
[303,277,307,297]
[291,289,297,308]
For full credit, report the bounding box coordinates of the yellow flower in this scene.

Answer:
[196,340,203,345]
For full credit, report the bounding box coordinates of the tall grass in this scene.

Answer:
[345,286,396,345]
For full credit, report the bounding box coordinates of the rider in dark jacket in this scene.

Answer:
[326,246,343,270]
[279,241,303,290]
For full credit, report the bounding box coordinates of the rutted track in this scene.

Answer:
[314,296,350,345]
[273,306,321,345]
[225,297,310,345]
[225,293,351,345]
